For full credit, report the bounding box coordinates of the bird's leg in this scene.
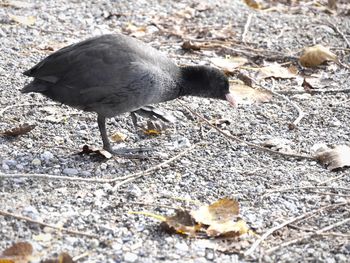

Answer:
[97,114,152,158]
[97,115,113,152]
[130,112,140,130]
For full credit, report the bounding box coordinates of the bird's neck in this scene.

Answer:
[178,66,209,98]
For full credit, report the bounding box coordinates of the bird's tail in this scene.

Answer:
[21,79,48,93]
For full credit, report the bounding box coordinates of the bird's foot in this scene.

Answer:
[105,146,154,159]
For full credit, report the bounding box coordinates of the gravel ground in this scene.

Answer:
[1,0,349,262]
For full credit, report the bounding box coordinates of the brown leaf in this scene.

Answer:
[1,123,36,137]
[110,132,127,142]
[206,219,249,237]
[258,63,297,79]
[142,120,167,136]
[191,198,239,226]
[181,41,201,51]
[161,209,200,236]
[8,14,36,26]
[229,82,272,105]
[1,242,33,257]
[80,145,112,159]
[0,242,33,263]
[211,56,248,74]
[299,45,338,68]
[243,0,262,9]
[261,138,296,154]
[41,252,75,263]
[328,0,337,10]
[315,145,350,171]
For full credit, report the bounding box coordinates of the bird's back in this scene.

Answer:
[23,34,180,116]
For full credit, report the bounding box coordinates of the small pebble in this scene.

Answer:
[41,151,54,161]
[31,158,42,166]
[124,252,138,263]
[63,168,79,176]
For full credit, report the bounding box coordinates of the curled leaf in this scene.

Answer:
[8,14,36,26]
[299,45,338,68]
[1,123,36,137]
[80,145,112,159]
[315,145,350,171]
[191,198,239,226]
[206,219,249,237]
[182,41,201,51]
[229,82,272,105]
[211,56,248,74]
[258,63,297,79]
[111,132,127,142]
[161,210,200,236]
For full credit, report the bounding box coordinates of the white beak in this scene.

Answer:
[225,93,237,107]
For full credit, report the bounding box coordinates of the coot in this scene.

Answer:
[22,34,236,153]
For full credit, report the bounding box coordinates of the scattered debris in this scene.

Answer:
[315,145,350,171]
[1,123,36,137]
[299,45,338,68]
[79,145,112,159]
[229,81,272,105]
[8,14,36,26]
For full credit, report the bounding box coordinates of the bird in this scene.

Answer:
[22,33,236,154]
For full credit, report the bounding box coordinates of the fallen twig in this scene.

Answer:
[244,201,349,257]
[326,20,350,48]
[266,216,350,254]
[242,14,253,43]
[270,79,305,129]
[278,88,350,95]
[178,100,313,160]
[0,144,197,184]
[264,186,350,196]
[0,209,98,238]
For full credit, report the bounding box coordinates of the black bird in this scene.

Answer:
[22,34,236,153]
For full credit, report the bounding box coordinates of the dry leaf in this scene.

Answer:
[206,219,249,237]
[211,56,248,74]
[161,210,200,236]
[41,252,75,263]
[243,0,262,9]
[0,242,33,263]
[315,145,350,171]
[182,41,201,51]
[8,14,36,26]
[142,120,167,136]
[328,0,337,10]
[299,45,338,68]
[80,145,112,159]
[229,81,272,105]
[262,138,296,154]
[111,132,127,142]
[1,123,36,137]
[123,23,147,37]
[191,198,239,226]
[258,63,297,79]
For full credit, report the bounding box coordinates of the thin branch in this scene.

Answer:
[113,143,197,187]
[244,201,349,257]
[326,20,350,48]
[278,88,350,95]
[177,100,313,160]
[0,209,98,238]
[0,144,197,184]
[269,79,305,128]
[266,217,350,254]
[264,186,350,196]
[242,14,253,43]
